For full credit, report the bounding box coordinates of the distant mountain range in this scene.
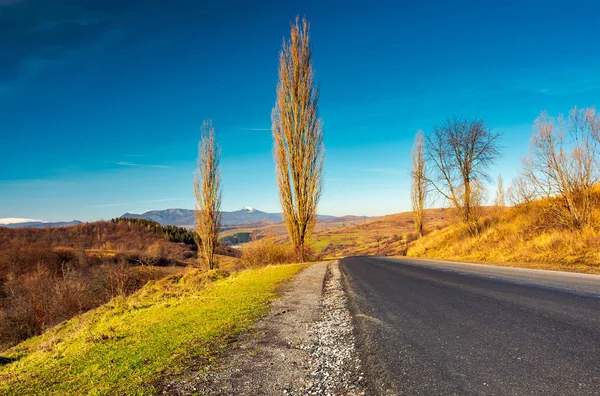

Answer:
[0,207,343,230]
[120,206,335,228]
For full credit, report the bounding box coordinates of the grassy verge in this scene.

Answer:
[407,210,600,274]
[0,263,308,395]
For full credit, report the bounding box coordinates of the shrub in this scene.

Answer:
[240,237,294,268]
[143,242,165,266]
[240,236,322,268]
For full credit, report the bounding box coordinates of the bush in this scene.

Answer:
[142,242,165,266]
[405,232,419,243]
[240,237,294,267]
[240,236,322,267]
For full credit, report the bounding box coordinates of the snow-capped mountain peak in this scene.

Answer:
[241,206,255,212]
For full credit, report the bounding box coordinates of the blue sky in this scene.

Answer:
[1,0,599,221]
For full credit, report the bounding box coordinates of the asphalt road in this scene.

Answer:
[340,256,600,395]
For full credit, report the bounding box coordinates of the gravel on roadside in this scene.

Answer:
[304,261,366,395]
[159,261,366,395]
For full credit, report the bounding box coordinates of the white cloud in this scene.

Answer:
[0,217,47,225]
[116,162,170,169]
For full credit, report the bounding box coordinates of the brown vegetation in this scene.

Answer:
[507,175,536,205]
[272,16,324,261]
[0,222,195,350]
[194,120,222,269]
[239,233,319,268]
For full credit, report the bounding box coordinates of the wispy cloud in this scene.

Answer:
[116,162,171,169]
[140,198,186,203]
[363,168,404,175]
[89,203,125,208]
[514,69,600,97]
[242,127,270,131]
[534,83,600,96]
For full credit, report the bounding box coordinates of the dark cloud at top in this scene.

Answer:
[0,0,247,94]
[0,0,165,88]
[0,0,25,6]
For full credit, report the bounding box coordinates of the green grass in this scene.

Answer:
[0,264,308,395]
[311,237,331,250]
[312,235,357,250]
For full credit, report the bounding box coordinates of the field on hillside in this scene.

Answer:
[0,264,308,395]
[310,209,452,258]
[219,216,372,246]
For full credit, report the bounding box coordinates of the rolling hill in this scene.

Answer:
[407,201,600,273]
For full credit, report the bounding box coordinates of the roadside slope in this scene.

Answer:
[0,264,307,395]
[166,261,365,395]
[407,203,600,273]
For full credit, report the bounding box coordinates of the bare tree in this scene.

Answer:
[373,235,383,255]
[494,174,505,207]
[411,130,427,238]
[587,107,600,143]
[194,120,222,269]
[507,176,536,206]
[272,16,324,261]
[425,116,501,235]
[522,107,600,229]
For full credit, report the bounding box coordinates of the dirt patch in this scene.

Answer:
[160,261,365,395]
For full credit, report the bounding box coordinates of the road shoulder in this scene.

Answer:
[161,261,365,395]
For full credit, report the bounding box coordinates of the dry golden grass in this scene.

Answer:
[407,203,600,274]
[305,202,600,274]
[215,254,241,271]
